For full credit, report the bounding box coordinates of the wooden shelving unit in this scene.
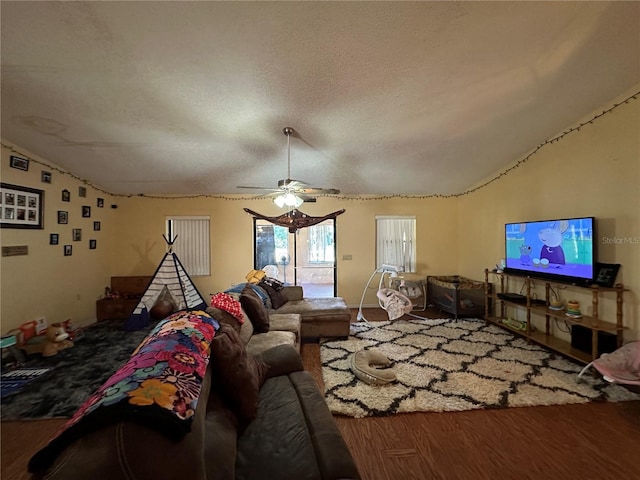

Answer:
[484,269,627,363]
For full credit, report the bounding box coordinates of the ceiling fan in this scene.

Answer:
[237,127,340,207]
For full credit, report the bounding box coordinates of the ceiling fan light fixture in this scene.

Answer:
[274,192,303,208]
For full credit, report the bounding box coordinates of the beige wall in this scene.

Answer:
[0,144,116,332]
[111,195,459,310]
[1,89,638,342]
[458,88,640,340]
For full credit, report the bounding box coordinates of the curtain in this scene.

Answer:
[376,216,416,273]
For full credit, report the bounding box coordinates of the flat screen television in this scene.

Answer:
[504,216,595,285]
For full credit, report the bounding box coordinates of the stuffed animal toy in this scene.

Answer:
[42,323,74,357]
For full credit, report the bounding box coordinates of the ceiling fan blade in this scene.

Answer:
[278,178,308,189]
[237,185,281,192]
[298,187,340,195]
[298,194,317,203]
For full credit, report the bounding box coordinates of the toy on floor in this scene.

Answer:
[41,323,74,357]
[7,321,75,357]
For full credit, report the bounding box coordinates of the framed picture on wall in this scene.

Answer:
[72,228,82,241]
[9,156,29,171]
[78,186,86,197]
[82,206,91,218]
[0,183,44,229]
[64,245,72,256]
[93,221,101,231]
[89,239,97,250]
[41,171,52,183]
[62,189,70,202]
[97,198,104,208]
[50,233,59,245]
[57,211,68,224]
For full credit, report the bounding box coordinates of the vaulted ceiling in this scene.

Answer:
[1,1,638,197]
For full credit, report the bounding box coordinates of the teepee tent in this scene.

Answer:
[125,236,208,330]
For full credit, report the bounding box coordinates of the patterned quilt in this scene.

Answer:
[29,310,219,472]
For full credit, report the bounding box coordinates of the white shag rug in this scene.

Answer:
[320,319,640,418]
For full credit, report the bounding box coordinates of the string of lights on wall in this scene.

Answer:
[2,90,638,201]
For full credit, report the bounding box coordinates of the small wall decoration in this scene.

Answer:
[89,239,97,250]
[62,189,70,202]
[82,206,91,218]
[0,183,44,229]
[64,245,72,256]
[1,245,29,257]
[93,221,101,231]
[57,211,68,224]
[9,155,29,171]
[97,198,104,208]
[50,233,59,245]
[41,171,52,184]
[78,186,86,197]
[72,228,82,241]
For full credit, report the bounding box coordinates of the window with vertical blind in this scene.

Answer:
[376,215,416,273]
[166,216,210,276]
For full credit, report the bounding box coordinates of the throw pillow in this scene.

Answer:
[210,292,244,322]
[261,276,285,290]
[258,279,288,309]
[225,283,269,306]
[210,324,268,421]
[239,285,270,333]
[205,306,242,335]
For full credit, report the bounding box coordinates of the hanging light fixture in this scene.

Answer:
[274,192,304,208]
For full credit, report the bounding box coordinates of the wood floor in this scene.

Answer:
[2,308,639,480]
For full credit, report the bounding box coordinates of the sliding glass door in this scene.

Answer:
[254,219,336,297]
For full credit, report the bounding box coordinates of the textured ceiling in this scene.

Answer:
[1,1,639,196]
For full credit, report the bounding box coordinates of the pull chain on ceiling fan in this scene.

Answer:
[237,127,340,208]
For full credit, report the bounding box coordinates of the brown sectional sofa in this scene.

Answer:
[29,300,360,480]
[31,345,360,480]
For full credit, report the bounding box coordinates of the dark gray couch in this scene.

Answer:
[30,345,360,480]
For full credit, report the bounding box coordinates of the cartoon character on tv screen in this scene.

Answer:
[538,221,567,265]
[519,244,532,265]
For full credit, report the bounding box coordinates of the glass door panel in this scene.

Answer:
[254,219,336,297]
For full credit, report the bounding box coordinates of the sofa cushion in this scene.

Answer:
[246,331,296,357]
[236,375,323,480]
[240,285,270,333]
[210,324,268,422]
[238,311,254,344]
[272,297,350,320]
[258,278,288,309]
[269,313,301,336]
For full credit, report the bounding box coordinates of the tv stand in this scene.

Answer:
[484,269,627,363]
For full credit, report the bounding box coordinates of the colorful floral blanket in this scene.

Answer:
[29,310,219,472]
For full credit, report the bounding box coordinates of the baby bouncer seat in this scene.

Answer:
[578,340,640,393]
